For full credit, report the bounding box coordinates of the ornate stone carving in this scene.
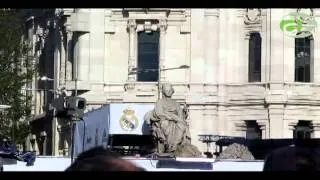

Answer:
[124,82,135,91]
[55,8,64,17]
[297,8,313,17]
[244,8,261,25]
[127,19,137,32]
[159,19,167,32]
[136,21,157,33]
[144,21,152,33]
[136,24,144,32]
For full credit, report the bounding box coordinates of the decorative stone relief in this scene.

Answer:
[159,19,168,32]
[136,21,158,33]
[244,8,261,25]
[242,8,263,40]
[127,19,137,32]
[55,8,64,17]
[297,8,313,17]
[144,21,152,33]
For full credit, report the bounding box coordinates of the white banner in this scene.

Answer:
[109,103,154,135]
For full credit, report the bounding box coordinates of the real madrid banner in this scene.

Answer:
[73,103,154,158]
[109,103,154,135]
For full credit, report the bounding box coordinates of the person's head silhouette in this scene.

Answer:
[65,147,145,171]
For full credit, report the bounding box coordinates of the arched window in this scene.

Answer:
[137,31,160,82]
[245,121,262,140]
[293,120,313,139]
[248,33,261,82]
[295,36,313,82]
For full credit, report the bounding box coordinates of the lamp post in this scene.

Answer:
[40,76,55,110]
[0,105,11,110]
[40,76,55,156]
[129,65,190,99]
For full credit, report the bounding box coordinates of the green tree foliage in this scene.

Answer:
[0,9,36,145]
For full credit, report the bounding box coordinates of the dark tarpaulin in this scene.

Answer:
[72,105,110,160]
[72,120,85,160]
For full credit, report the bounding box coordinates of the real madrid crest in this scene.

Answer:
[119,107,139,131]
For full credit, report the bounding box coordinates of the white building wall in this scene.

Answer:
[41,8,320,154]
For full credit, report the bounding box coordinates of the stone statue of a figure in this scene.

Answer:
[144,83,202,157]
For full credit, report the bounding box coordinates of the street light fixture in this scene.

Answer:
[0,105,11,109]
[129,65,190,99]
[22,88,60,94]
[39,76,55,111]
[130,65,190,74]
[40,76,54,81]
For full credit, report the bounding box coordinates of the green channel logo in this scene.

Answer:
[280,12,317,38]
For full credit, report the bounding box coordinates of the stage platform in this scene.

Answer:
[3,156,264,171]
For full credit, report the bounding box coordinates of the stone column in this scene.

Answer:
[66,29,73,81]
[190,9,205,83]
[267,9,286,139]
[238,9,250,83]
[188,105,206,150]
[243,33,250,82]
[288,120,299,138]
[75,33,90,81]
[218,105,228,136]
[88,9,105,83]
[268,104,285,138]
[270,9,285,89]
[257,120,268,139]
[203,106,212,134]
[59,29,66,86]
[312,9,320,82]
[312,123,320,138]
[204,9,219,84]
[159,19,167,82]
[127,19,137,82]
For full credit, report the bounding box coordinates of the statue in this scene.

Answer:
[144,83,202,158]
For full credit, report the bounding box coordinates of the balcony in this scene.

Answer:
[284,82,320,105]
[226,82,267,105]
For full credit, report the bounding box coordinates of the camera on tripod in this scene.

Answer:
[51,96,87,120]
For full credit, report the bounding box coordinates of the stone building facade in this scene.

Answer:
[26,8,320,155]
